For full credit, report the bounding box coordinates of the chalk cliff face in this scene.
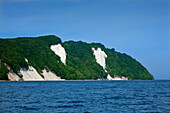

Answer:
[13,57,64,81]
[107,74,128,80]
[92,48,107,69]
[50,44,67,65]
[8,72,21,81]
[19,66,44,81]
[92,47,128,80]
[9,67,65,81]
[42,69,65,80]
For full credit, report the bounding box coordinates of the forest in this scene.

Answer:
[0,35,154,80]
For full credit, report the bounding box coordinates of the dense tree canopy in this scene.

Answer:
[0,35,154,80]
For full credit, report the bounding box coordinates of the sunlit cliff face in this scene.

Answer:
[50,44,67,65]
[42,69,64,80]
[92,47,107,69]
[19,66,44,81]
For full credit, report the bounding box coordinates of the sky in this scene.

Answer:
[0,0,169,79]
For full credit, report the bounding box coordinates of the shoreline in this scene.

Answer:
[0,79,158,82]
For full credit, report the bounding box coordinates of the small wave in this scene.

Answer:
[58,105,74,108]
[67,100,84,103]
[104,96,120,99]
[26,101,40,104]
[47,105,57,108]
[74,104,84,107]
[56,101,66,103]
[20,106,40,110]
[83,111,91,113]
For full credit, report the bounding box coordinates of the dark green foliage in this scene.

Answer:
[0,35,64,79]
[105,51,153,80]
[90,43,153,80]
[0,61,9,80]
[0,35,154,80]
[11,35,66,78]
[0,39,28,74]
[63,41,107,79]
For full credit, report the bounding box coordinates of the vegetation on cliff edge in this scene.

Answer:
[0,35,154,80]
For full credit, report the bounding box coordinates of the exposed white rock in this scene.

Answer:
[8,71,21,81]
[25,58,28,63]
[107,74,121,80]
[3,63,21,81]
[42,69,65,81]
[50,44,67,65]
[107,74,113,80]
[121,76,128,80]
[19,66,44,81]
[4,63,10,70]
[92,47,107,69]
[107,74,128,80]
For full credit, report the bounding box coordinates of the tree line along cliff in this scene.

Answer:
[0,35,154,80]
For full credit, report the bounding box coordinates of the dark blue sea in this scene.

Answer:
[0,80,170,113]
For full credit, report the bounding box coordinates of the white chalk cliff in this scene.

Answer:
[42,69,65,80]
[19,66,44,81]
[92,47,128,80]
[7,57,65,81]
[8,71,21,81]
[107,74,128,80]
[16,58,44,81]
[50,44,67,65]
[92,47,107,69]
[4,63,21,81]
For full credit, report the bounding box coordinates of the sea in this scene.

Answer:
[0,80,170,113]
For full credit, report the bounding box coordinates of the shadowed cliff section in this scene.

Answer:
[0,35,154,80]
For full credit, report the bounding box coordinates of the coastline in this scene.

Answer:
[0,79,157,82]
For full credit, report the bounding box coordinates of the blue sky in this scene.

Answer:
[0,0,169,79]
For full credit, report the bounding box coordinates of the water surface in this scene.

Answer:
[0,80,170,113]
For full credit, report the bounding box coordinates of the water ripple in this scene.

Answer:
[0,80,170,113]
